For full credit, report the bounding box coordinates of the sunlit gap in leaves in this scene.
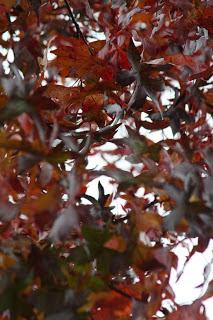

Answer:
[1,24,20,73]
[170,239,213,315]
[84,139,127,216]
[0,45,14,74]
[84,118,152,217]
[204,77,213,129]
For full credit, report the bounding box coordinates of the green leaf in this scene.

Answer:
[82,226,110,257]
[88,276,106,292]
[96,249,114,275]
[0,270,34,319]
[69,246,91,264]
[0,99,31,124]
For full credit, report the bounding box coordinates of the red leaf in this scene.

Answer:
[140,119,170,130]
[167,300,206,320]
[91,291,131,320]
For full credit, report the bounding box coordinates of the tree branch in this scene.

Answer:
[64,0,93,55]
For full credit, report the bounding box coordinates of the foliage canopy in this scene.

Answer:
[0,0,212,319]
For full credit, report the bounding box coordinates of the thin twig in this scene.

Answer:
[64,0,93,55]
[64,0,81,37]
[143,194,158,210]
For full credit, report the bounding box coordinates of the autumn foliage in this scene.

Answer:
[0,0,212,319]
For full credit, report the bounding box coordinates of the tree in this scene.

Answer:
[0,0,212,319]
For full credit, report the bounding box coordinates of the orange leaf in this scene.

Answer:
[130,12,152,27]
[104,235,126,253]
[0,252,16,270]
[21,187,60,216]
[88,291,131,320]
[165,54,196,70]
[0,0,16,9]
[136,212,162,233]
[0,93,8,109]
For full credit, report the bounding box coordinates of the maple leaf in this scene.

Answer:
[0,1,212,319]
